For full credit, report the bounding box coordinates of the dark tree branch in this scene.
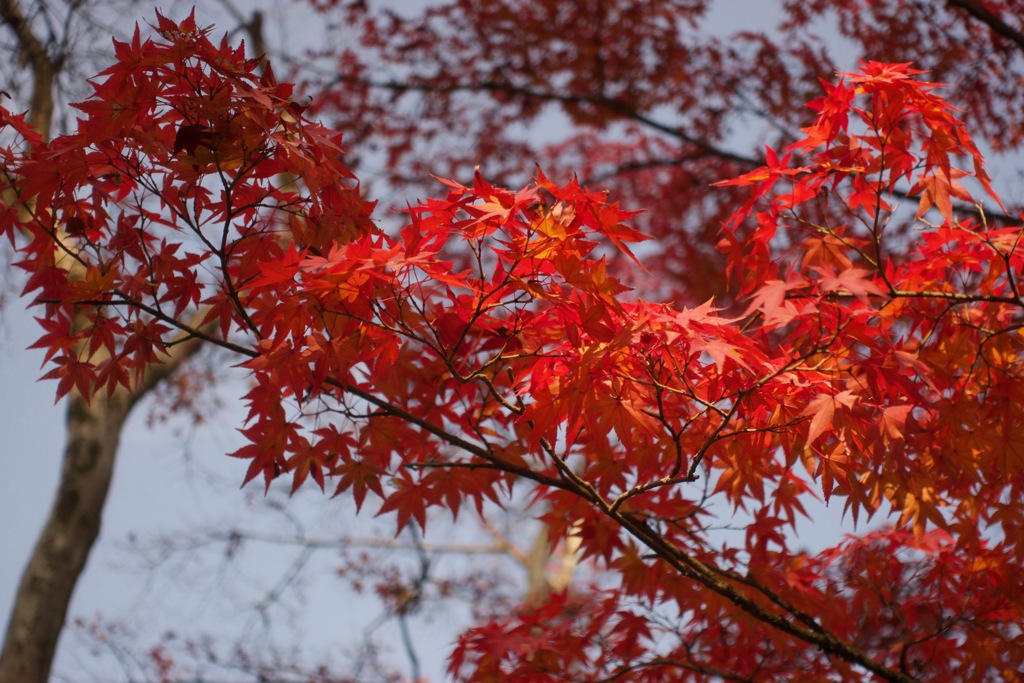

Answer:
[336,75,761,167]
[945,0,1024,53]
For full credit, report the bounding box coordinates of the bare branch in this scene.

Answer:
[945,0,1024,53]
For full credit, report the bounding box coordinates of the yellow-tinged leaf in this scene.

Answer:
[802,389,858,445]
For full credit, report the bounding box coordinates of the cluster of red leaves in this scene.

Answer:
[2,11,1023,682]
[298,0,766,303]
[0,10,375,402]
[298,1,1024,308]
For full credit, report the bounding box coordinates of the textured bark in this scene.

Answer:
[0,391,129,683]
[0,332,206,683]
[0,3,64,679]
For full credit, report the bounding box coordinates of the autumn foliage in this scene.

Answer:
[2,9,1024,682]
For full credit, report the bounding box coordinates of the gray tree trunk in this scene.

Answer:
[0,391,130,683]
[0,329,205,683]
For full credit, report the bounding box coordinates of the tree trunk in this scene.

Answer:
[0,328,205,683]
[0,391,129,683]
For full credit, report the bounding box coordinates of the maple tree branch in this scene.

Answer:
[243,544,315,641]
[608,475,699,515]
[64,289,577,496]
[406,460,507,474]
[341,381,569,488]
[82,295,251,355]
[345,73,1022,226]
[132,312,216,404]
[944,0,1024,53]
[490,399,919,681]
[396,611,421,681]
[606,511,919,683]
[41,222,966,683]
[777,286,1024,311]
[589,153,726,182]
[209,529,514,556]
[594,656,757,683]
[684,396,744,482]
[711,564,828,636]
[676,345,821,482]
[337,75,759,167]
[30,270,929,683]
